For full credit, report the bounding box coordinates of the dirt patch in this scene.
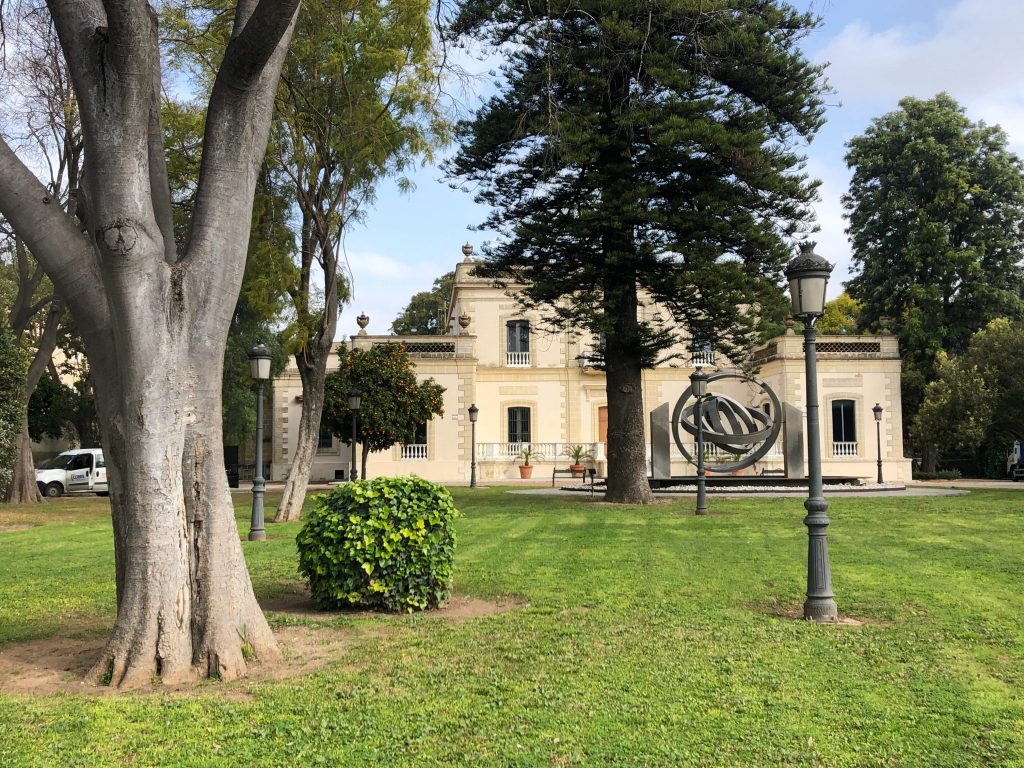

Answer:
[0,524,34,533]
[765,603,874,626]
[0,594,526,697]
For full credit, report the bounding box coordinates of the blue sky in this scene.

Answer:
[337,0,1024,338]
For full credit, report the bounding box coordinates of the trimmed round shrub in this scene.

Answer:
[296,476,459,612]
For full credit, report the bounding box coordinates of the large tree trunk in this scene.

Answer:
[86,337,278,688]
[0,0,300,687]
[275,349,329,520]
[604,329,654,504]
[6,420,40,504]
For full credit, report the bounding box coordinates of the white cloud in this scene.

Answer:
[819,0,1024,147]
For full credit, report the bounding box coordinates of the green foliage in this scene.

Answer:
[516,445,542,466]
[844,93,1024,425]
[296,476,458,612]
[0,318,28,490]
[914,318,1024,465]
[390,271,455,335]
[911,468,962,481]
[818,293,863,335]
[27,371,72,442]
[447,1,827,367]
[563,444,594,464]
[322,343,445,457]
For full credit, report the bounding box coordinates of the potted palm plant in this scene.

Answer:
[563,444,594,478]
[516,445,542,479]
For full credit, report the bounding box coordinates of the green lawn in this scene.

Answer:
[1,488,1023,766]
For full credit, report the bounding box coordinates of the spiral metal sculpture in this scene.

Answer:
[671,370,783,473]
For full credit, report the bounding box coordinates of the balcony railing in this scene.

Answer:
[832,441,858,457]
[400,444,428,460]
[506,351,530,367]
[691,350,716,367]
[669,439,783,463]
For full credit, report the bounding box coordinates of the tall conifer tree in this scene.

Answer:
[448,1,828,502]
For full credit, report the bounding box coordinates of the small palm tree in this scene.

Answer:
[517,445,543,466]
[563,444,594,465]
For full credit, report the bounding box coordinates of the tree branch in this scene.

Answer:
[0,135,108,333]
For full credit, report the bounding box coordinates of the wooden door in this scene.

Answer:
[598,406,608,453]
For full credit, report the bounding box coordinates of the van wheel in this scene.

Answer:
[43,483,64,498]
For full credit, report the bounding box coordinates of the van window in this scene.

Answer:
[68,454,94,471]
[95,453,105,468]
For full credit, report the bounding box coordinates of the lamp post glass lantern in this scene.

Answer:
[873,403,884,484]
[247,342,272,542]
[786,242,837,622]
[468,404,479,488]
[348,387,362,481]
[690,368,709,515]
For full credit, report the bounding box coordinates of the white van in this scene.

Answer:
[35,448,108,498]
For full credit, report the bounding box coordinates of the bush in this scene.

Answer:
[912,468,963,481]
[296,476,459,612]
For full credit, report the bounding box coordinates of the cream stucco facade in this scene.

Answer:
[269,254,913,484]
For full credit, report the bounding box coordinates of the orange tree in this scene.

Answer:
[323,342,445,477]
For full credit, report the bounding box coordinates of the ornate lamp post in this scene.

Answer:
[348,387,362,481]
[468,404,479,488]
[247,342,271,542]
[873,403,884,484]
[786,242,837,623]
[689,368,709,515]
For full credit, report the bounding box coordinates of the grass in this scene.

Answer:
[1,487,1023,766]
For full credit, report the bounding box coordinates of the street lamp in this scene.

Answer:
[786,242,837,623]
[690,368,709,515]
[873,403,884,484]
[247,342,272,542]
[348,387,362,481]
[468,404,479,488]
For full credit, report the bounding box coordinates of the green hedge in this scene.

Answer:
[296,476,459,612]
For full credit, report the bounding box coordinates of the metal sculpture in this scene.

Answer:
[671,369,782,473]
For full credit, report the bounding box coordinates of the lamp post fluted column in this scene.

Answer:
[787,242,837,623]
[690,368,709,515]
[873,403,884,485]
[468,404,479,488]
[348,387,362,482]
[800,319,836,621]
[247,342,271,542]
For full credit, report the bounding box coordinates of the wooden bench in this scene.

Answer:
[759,468,786,477]
[553,467,600,494]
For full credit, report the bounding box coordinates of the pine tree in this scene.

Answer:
[447,0,827,502]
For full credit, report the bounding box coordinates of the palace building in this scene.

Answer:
[269,247,912,484]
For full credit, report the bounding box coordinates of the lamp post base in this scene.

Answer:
[803,597,838,623]
[248,530,266,542]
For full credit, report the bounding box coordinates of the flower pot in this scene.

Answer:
[519,465,534,479]
[569,464,585,478]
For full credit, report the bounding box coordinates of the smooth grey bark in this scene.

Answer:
[0,0,299,687]
[275,231,341,522]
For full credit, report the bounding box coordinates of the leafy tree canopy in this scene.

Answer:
[322,343,445,457]
[818,293,862,335]
[390,272,455,335]
[843,93,1024,418]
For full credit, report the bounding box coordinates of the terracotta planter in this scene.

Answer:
[519,465,534,479]
[569,464,585,478]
